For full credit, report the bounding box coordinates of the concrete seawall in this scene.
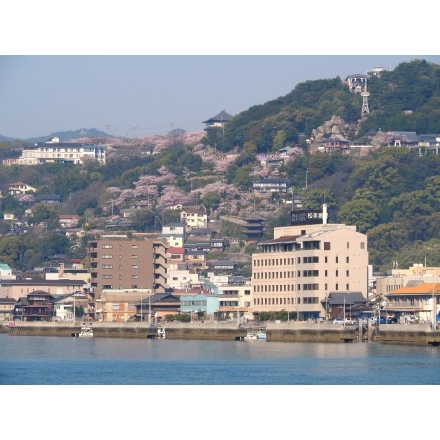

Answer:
[3,321,440,346]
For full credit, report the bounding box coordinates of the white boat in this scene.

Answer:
[79,324,93,337]
[244,331,258,340]
[157,326,166,339]
[256,328,266,339]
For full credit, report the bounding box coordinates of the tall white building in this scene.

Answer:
[251,205,369,320]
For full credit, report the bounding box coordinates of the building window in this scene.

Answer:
[103,244,113,249]
[112,303,120,310]
[132,265,138,269]
[102,254,113,259]
[132,244,138,249]
[132,275,138,279]
[132,255,138,259]
[102,275,112,279]
[102,264,113,269]
[324,242,330,250]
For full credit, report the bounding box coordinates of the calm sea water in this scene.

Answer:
[1,334,440,385]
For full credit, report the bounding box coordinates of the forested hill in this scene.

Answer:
[212,59,440,153]
[2,60,440,275]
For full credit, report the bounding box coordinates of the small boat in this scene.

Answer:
[79,324,93,338]
[244,331,258,340]
[256,329,266,340]
[157,326,166,339]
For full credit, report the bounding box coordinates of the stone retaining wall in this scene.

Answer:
[3,322,440,345]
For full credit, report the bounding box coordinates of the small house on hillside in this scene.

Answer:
[8,182,37,196]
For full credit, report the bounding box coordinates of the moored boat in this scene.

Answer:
[79,324,93,337]
[256,328,266,339]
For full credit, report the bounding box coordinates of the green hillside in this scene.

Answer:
[1,59,440,274]
[208,59,440,153]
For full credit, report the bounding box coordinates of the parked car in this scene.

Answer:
[333,318,357,325]
[372,316,393,324]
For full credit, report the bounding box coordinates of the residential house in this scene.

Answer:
[251,178,290,193]
[186,227,216,240]
[184,242,211,252]
[321,291,369,321]
[375,264,440,297]
[210,238,226,252]
[208,260,236,272]
[98,289,150,322]
[58,214,80,228]
[180,293,220,320]
[185,249,207,270]
[158,222,186,247]
[13,290,55,321]
[167,247,186,268]
[216,293,249,322]
[0,297,16,322]
[0,263,15,280]
[135,292,182,323]
[168,269,199,289]
[181,209,208,230]
[385,282,440,324]
[8,182,37,196]
[36,194,61,204]
[0,278,87,301]
[53,292,81,322]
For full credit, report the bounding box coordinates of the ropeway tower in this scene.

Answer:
[361,79,370,116]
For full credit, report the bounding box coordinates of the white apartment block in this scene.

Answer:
[2,137,107,166]
[251,208,368,320]
[180,209,207,230]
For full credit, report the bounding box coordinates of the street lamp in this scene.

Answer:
[432,281,435,331]
[343,294,346,325]
[148,293,151,327]
[237,294,241,328]
[140,290,143,323]
[429,270,436,331]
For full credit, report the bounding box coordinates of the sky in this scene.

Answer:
[2,54,439,140]
[1,2,439,140]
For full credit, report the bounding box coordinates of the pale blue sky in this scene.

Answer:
[2,55,439,139]
[1,3,438,139]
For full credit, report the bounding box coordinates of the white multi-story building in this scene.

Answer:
[2,137,107,166]
[251,205,369,320]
